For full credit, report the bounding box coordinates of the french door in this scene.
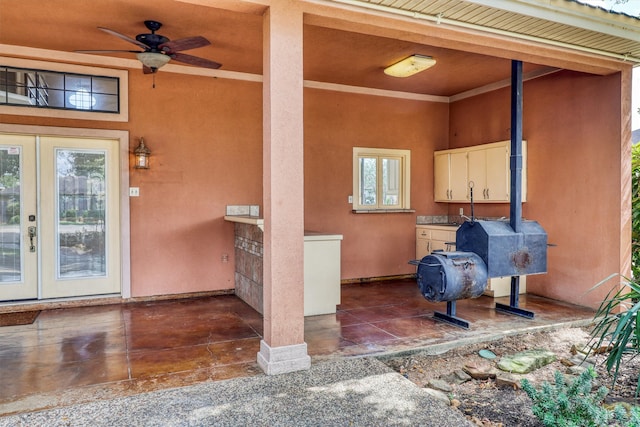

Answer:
[0,133,120,301]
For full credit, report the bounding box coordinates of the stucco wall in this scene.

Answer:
[303,88,450,280]
[0,65,628,308]
[126,72,262,297]
[0,71,263,298]
[449,70,624,308]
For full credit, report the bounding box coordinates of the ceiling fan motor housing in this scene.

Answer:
[136,33,170,51]
[136,21,169,51]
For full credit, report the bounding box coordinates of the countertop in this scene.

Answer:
[304,231,343,241]
[416,223,460,229]
[224,215,264,226]
[224,217,342,240]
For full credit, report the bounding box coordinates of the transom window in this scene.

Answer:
[0,66,119,113]
[352,147,411,211]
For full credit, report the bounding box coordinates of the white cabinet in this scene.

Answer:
[416,225,458,259]
[434,140,527,203]
[304,232,343,316]
[434,151,468,202]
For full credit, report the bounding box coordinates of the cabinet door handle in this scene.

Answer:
[486,188,490,199]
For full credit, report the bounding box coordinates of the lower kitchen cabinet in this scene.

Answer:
[416,225,458,260]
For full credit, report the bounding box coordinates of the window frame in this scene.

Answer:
[0,56,128,122]
[352,147,411,212]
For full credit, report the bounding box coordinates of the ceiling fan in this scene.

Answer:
[76,20,222,74]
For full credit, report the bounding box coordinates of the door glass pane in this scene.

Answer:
[0,147,21,282]
[382,157,400,206]
[56,149,106,278]
[359,157,377,206]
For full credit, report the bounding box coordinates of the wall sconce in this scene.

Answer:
[384,54,436,78]
[133,137,151,169]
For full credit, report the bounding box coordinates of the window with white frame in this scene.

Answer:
[352,147,411,211]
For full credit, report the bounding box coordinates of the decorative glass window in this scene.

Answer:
[352,147,411,211]
[0,66,119,113]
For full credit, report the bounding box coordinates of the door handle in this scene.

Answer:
[28,226,36,253]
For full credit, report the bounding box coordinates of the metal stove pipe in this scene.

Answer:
[510,60,523,234]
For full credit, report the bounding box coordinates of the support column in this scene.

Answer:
[257,0,310,375]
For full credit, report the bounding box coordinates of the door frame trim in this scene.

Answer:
[0,124,131,299]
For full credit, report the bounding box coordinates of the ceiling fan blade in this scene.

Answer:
[75,49,142,54]
[98,27,149,50]
[160,36,210,53]
[170,52,221,69]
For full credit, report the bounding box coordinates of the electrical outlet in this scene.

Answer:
[459,208,464,216]
[129,187,140,197]
[348,195,353,204]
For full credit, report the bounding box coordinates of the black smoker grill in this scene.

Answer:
[456,219,547,278]
[412,60,549,329]
[416,251,488,303]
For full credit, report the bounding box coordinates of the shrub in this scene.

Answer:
[588,274,640,395]
[632,143,640,279]
[521,367,610,427]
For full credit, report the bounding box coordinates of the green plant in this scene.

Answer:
[611,403,640,426]
[521,367,610,426]
[632,143,640,279]
[588,273,640,395]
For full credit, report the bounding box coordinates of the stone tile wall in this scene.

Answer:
[233,223,264,314]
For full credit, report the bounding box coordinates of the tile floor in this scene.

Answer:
[0,279,595,416]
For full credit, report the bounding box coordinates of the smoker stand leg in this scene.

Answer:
[495,276,534,319]
[434,301,470,329]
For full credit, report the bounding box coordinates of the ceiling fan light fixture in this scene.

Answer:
[136,52,171,70]
[384,54,436,78]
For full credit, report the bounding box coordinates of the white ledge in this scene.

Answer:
[352,209,415,214]
[224,215,264,231]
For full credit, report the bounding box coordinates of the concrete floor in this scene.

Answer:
[0,279,595,416]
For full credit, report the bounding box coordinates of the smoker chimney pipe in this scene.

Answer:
[510,60,523,233]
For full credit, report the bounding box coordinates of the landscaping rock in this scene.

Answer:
[428,378,453,393]
[497,349,556,374]
[567,365,588,376]
[463,364,497,380]
[441,369,473,385]
[570,342,590,355]
[423,387,451,406]
[453,369,472,384]
[568,354,595,367]
[495,373,521,389]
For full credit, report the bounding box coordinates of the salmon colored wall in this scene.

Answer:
[449,70,624,308]
[1,71,263,298]
[304,88,449,280]
[126,72,262,297]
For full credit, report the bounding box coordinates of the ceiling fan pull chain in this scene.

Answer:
[153,73,156,89]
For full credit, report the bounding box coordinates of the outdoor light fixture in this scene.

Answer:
[133,137,151,169]
[136,52,171,72]
[384,54,436,78]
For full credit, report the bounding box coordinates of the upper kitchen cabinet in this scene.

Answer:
[434,150,468,202]
[434,140,527,203]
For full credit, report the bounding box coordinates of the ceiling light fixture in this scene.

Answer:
[384,54,436,78]
[136,52,171,72]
